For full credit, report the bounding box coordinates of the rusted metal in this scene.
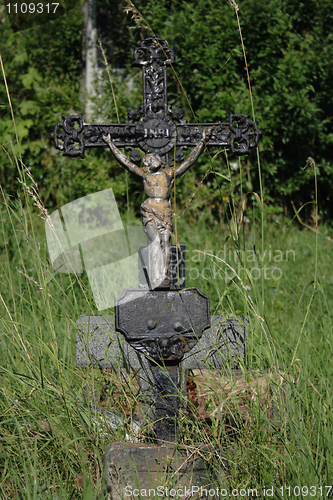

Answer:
[51,36,261,288]
[51,35,261,442]
[151,362,179,442]
[115,288,210,361]
[51,112,260,160]
[51,36,261,287]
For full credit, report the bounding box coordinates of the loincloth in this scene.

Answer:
[141,199,173,233]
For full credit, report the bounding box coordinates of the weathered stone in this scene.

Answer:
[76,314,247,427]
[102,442,228,500]
[76,315,247,370]
[181,316,247,370]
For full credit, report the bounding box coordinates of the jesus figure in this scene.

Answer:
[103,130,211,289]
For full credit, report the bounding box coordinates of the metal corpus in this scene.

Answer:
[51,36,261,162]
[103,132,209,289]
[115,288,210,361]
[138,245,186,289]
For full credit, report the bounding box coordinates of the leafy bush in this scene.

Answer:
[1,0,333,221]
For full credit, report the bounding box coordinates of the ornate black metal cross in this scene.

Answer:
[51,35,261,442]
[51,35,261,163]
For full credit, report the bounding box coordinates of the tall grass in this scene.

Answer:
[1,2,333,498]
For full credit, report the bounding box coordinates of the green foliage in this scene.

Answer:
[1,0,333,220]
[1,179,333,494]
[2,3,333,495]
[239,0,333,213]
[107,0,333,220]
[0,5,83,202]
[132,0,333,219]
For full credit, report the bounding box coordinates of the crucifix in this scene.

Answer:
[102,132,211,288]
[51,35,261,289]
[51,35,261,442]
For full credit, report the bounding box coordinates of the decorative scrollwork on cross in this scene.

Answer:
[130,335,197,361]
[51,114,85,158]
[115,288,210,359]
[51,35,262,162]
[132,36,175,67]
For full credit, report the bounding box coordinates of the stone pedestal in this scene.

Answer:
[76,315,247,430]
[76,315,247,371]
[102,442,228,500]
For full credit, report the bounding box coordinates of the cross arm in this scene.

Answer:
[175,113,261,156]
[50,112,261,162]
[50,114,139,159]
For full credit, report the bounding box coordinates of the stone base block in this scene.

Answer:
[102,442,228,500]
[76,315,247,370]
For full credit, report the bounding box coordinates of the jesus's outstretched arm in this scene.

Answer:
[174,128,213,178]
[103,134,145,178]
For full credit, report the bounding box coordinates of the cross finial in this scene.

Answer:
[132,36,175,67]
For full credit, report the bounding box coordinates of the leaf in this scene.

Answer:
[30,140,44,155]
[82,477,101,499]
[13,51,29,65]
[16,119,34,139]
[286,201,317,229]
[21,67,42,90]
[211,171,231,182]
[253,192,263,214]
[19,100,40,116]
